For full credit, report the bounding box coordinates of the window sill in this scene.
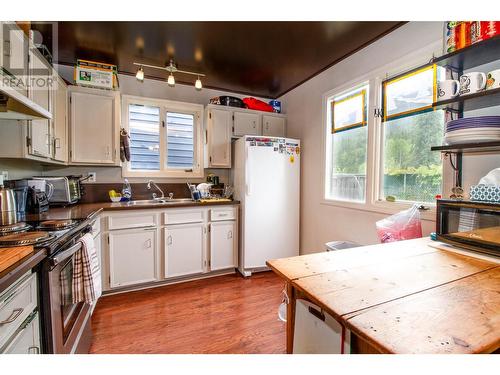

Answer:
[320,198,437,222]
[121,168,204,179]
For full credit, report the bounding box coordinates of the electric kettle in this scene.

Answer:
[0,178,17,224]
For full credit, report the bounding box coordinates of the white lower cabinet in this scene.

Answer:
[102,206,238,292]
[164,223,205,278]
[108,228,158,288]
[210,221,237,271]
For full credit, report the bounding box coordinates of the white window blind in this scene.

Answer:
[166,112,195,169]
[128,104,161,170]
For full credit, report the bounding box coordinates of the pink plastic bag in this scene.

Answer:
[376,204,423,243]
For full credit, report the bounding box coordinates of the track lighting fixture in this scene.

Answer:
[133,59,205,90]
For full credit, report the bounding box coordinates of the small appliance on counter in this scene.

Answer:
[436,199,500,257]
[0,177,17,224]
[33,176,81,206]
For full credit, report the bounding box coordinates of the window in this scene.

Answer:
[323,57,447,212]
[122,96,203,178]
[381,65,445,204]
[326,85,369,202]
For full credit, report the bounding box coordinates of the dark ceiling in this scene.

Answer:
[35,22,404,98]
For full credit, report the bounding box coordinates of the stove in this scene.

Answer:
[0,216,95,353]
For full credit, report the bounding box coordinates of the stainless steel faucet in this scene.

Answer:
[146,180,165,200]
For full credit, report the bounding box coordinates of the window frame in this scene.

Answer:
[121,95,204,178]
[321,41,447,221]
[325,83,370,203]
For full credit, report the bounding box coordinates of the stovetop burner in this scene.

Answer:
[0,222,32,236]
[0,231,56,247]
[37,219,77,231]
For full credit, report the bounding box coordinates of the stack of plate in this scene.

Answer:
[444,116,500,144]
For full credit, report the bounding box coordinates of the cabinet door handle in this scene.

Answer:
[54,137,61,149]
[0,308,24,325]
[252,121,256,128]
[167,235,173,245]
[227,230,233,239]
[145,239,151,248]
[4,40,11,57]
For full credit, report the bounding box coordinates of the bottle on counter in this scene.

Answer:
[122,178,132,201]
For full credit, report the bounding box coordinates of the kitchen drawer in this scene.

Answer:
[210,207,236,222]
[163,209,204,225]
[91,217,101,236]
[2,312,40,354]
[0,273,37,348]
[107,212,157,230]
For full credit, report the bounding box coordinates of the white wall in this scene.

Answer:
[279,21,500,254]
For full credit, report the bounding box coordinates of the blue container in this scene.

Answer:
[269,100,281,113]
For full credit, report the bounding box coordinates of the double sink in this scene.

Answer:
[123,198,195,206]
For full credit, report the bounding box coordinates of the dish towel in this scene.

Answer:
[72,233,102,304]
[120,128,131,162]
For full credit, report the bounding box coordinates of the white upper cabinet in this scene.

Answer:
[210,221,237,271]
[28,119,51,158]
[51,76,68,162]
[164,223,205,278]
[28,49,51,111]
[206,108,232,168]
[1,23,29,97]
[69,87,119,165]
[233,111,261,137]
[262,115,286,137]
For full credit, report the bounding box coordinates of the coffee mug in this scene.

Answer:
[437,80,460,100]
[459,72,487,95]
[486,69,500,90]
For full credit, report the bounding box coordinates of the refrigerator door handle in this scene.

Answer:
[245,144,252,196]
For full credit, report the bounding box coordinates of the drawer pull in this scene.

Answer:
[227,230,233,239]
[0,308,24,325]
[167,235,173,245]
[28,346,40,354]
[218,213,228,217]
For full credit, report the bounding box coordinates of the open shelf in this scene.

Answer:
[431,140,500,154]
[433,87,500,112]
[432,35,500,71]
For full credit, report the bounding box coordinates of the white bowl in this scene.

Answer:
[110,197,122,202]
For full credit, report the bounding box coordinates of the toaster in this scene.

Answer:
[33,176,81,205]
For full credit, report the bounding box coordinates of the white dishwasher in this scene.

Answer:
[293,299,351,354]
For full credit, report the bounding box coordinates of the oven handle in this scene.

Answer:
[51,242,83,267]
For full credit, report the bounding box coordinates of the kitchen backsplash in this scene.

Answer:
[79,182,194,203]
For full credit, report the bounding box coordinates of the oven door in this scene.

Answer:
[42,240,92,353]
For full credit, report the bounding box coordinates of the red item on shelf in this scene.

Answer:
[482,21,500,40]
[455,22,471,50]
[242,97,274,112]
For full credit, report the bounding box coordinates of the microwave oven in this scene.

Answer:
[436,199,500,257]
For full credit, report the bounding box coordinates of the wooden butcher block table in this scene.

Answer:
[266,238,500,354]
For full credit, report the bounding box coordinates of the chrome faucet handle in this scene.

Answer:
[168,192,174,200]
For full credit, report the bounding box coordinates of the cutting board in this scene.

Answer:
[0,246,34,273]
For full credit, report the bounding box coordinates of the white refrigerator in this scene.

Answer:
[232,135,300,276]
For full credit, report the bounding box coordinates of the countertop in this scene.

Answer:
[266,238,500,354]
[22,199,240,221]
[1,199,239,293]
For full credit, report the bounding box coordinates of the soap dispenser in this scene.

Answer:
[122,178,132,201]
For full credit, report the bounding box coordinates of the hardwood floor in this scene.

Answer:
[89,271,286,354]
